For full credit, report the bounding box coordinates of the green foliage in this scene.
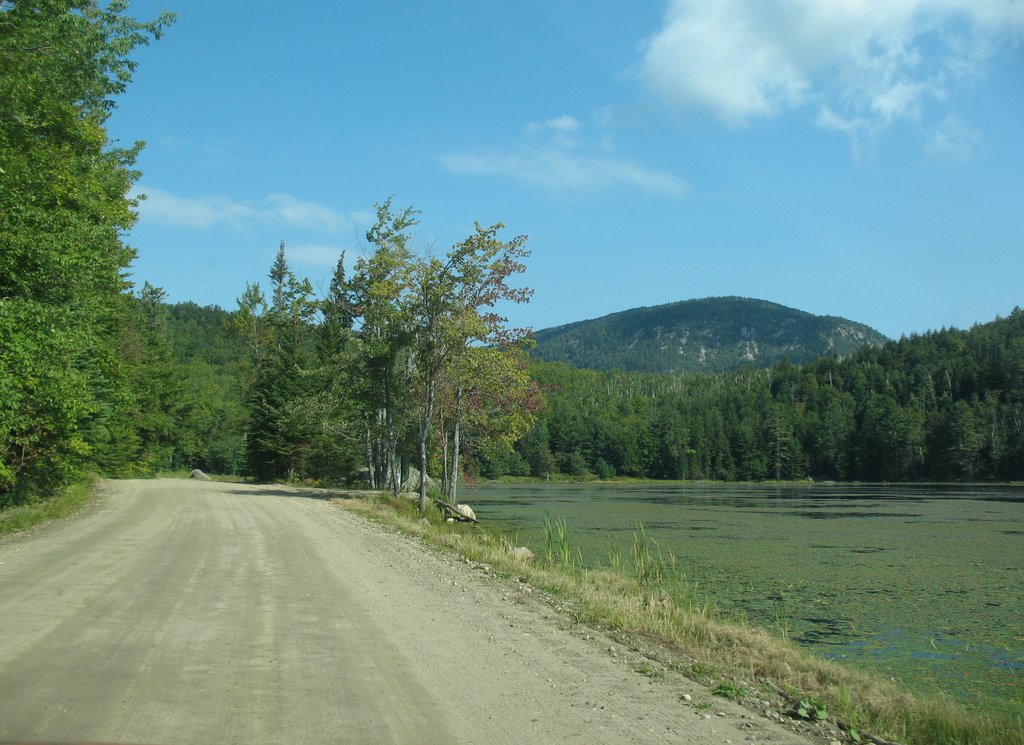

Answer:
[0,1,173,505]
[411,221,534,509]
[0,478,92,535]
[233,243,321,483]
[792,697,828,721]
[542,514,582,577]
[349,199,419,494]
[164,302,247,474]
[712,681,746,700]
[212,207,538,494]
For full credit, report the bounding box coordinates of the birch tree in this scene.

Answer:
[410,222,533,513]
[349,199,418,496]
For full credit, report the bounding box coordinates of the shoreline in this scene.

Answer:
[480,475,1024,488]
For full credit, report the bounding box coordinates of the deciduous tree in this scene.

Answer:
[0,0,172,503]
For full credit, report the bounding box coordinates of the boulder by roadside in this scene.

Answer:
[511,546,535,561]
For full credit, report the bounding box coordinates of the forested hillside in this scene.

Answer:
[483,310,1024,482]
[162,301,247,475]
[157,304,1024,486]
[532,296,887,373]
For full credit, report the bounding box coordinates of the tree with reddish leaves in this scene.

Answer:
[437,344,542,504]
[409,222,534,513]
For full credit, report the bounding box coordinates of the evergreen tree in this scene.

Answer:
[234,243,316,481]
[102,283,185,474]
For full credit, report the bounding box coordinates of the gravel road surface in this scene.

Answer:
[0,480,819,744]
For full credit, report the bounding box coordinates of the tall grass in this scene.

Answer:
[339,494,1024,745]
[0,479,95,536]
[630,522,713,619]
[542,514,584,578]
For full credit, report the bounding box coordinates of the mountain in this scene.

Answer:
[530,296,888,374]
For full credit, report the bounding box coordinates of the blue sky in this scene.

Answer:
[108,0,1024,340]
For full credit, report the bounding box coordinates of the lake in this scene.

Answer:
[467,482,1024,714]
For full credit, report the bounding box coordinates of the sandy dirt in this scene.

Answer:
[0,480,823,744]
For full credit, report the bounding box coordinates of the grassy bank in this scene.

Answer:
[0,479,96,537]
[339,492,1023,745]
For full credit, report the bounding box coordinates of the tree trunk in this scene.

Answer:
[418,375,436,513]
[440,424,450,497]
[364,422,376,489]
[384,388,400,498]
[448,387,463,504]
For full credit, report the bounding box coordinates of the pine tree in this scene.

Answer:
[235,243,315,481]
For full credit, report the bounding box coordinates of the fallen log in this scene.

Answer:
[433,499,479,523]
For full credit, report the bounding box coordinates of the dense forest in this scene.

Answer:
[1,1,175,507]
[2,3,1022,515]
[488,309,1024,482]
[189,304,1024,483]
[81,300,1024,489]
[532,296,888,374]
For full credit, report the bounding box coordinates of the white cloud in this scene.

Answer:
[133,187,351,234]
[133,186,257,228]
[925,114,981,162]
[266,193,348,233]
[526,115,581,134]
[441,116,688,198]
[637,0,1024,138]
[870,81,928,124]
[441,149,688,198]
[525,114,584,150]
[815,106,863,136]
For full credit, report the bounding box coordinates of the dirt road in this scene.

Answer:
[0,480,819,744]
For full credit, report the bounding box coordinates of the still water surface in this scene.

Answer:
[469,482,1024,713]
